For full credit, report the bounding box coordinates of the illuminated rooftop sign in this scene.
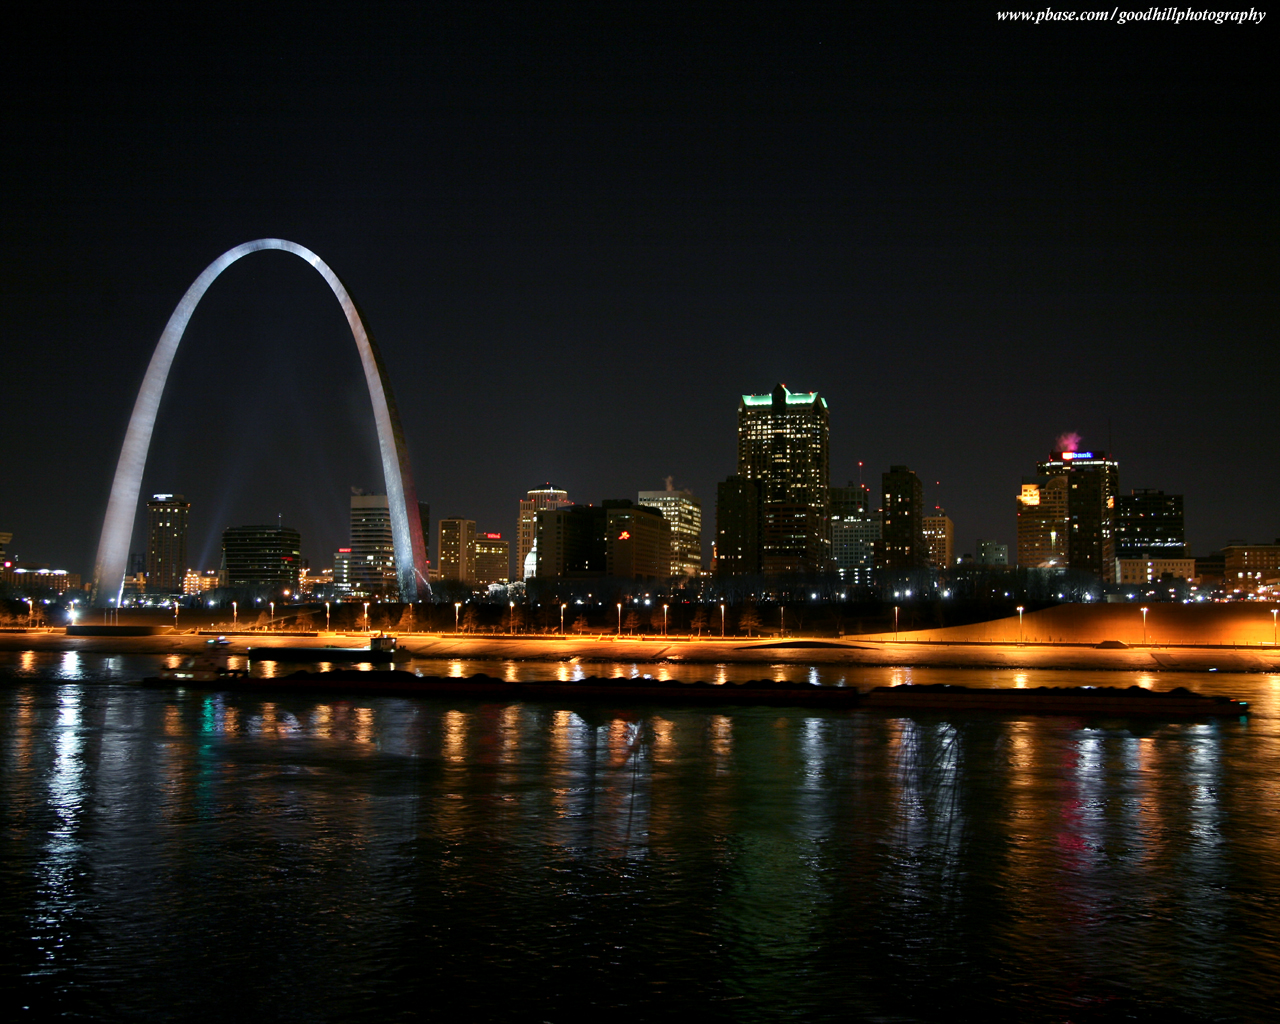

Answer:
[1060,451,1095,460]
[741,386,827,408]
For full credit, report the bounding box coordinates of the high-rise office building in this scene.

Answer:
[715,475,760,576]
[222,524,302,591]
[342,492,429,598]
[736,384,829,573]
[829,483,879,584]
[535,505,607,579]
[472,533,510,587]
[146,493,190,595]
[975,539,1009,566]
[637,488,702,576]
[1017,476,1069,567]
[878,467,926,570]
[1115,489,1185,558]
[922,510,955,569]
[347,493,396,597]
[518,485,571,580]
[605,502,672,580]
[533,501,671,581]
[437,518,476,582]
[1036,449,1120,582]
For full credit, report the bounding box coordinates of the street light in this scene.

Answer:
[894,604,899,639]
[663,603,668,637]
[173,601,179,628]
[364,601,370,632]
[617,602,623,635]
[1016,605,1024,645]
[232,600,237,627]
[720,603,725,638]
[560,602,565,634]
[25,597,33,628]
[779,606,784,637]
[455,602,461,633]
[269,601,275,628]
[1141,606,1149,645]
[510,600,515,634]
[325,601,331,632]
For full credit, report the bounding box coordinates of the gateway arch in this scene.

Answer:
[90,238,430,606]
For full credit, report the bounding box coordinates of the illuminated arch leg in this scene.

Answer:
[90,239,429,605]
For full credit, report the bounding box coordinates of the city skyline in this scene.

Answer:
[4,4,1274,576]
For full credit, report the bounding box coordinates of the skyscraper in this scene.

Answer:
[736,384,829,573]
[829,483,879,585]
[347,493,396,597]
[472,533,510,587]
[637,488,702,576]
[922,509,955,568]
[146,493,190,595]
[1115,489,1185,558]
[879,466,926,570]
[437,518,476,582]
[714,475,760,576]
[343,492,430,598]
[221,524,301,592]
[1036,449,1120,581]
[1016,476,1069,567]
[518,485,571,580]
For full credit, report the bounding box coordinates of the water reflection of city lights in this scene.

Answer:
[650,715,674,763]
[354,706,374,745]
[443,709,468,762]
[709,714,733,771]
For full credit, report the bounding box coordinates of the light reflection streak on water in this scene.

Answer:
[498,704,522,769]
[1060,730,1105,876]
[443,709,467,763]
[58,652,81,678]
[354,707,374,745]
[885,717,966,907]
[708,714,733,774]
[34,687,85,967]
[19,650,36,673]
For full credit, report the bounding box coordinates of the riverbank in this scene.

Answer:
[5,628,1280,673]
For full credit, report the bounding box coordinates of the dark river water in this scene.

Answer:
[3,651,1278,1022]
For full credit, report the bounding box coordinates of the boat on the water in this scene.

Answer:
[244,634,408,663]
[142,670,1248,716]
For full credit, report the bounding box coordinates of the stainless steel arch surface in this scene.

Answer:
[90,239,429,605]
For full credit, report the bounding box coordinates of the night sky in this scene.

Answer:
[4,2,1275,580]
